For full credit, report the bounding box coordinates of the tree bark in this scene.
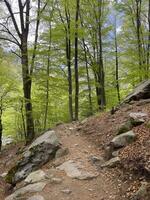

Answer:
[44,21,52,130]
[74,0,80,120]
[97,0,106,110]
[147,0,150,78]
[21,40,35,143]
[114,0,121,103]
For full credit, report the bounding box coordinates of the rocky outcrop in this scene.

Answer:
[5,130,60,185]
[124,80,150,102]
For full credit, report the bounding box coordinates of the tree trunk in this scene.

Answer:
[135,0,143,81]
[21,41,34,144]
[74,0,80,121]
[97,0,106,110]
[114,0,121,103]
[147,0,150,78]
[44,22,52,130]
[83,40,93,115]
[66,14,73,121]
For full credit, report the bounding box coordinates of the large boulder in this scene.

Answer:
[124,80,150,102]
[5,130,60,185]
[111,130,136,148]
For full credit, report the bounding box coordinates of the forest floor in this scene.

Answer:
[0,99,150,200]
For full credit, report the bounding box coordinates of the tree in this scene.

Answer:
[0,0,46,143]
[74,0,80,120]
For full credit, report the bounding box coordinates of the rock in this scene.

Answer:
[101,157,120,168]
[111,130,136,148]
[5,182,47,200]
[24,170,46,184]
[117,120,133,135]
[131,182,150,200]
[51,177,63,184]
[112,150,119,158]
[2,136,15,146]
[57,160,98,180]
[104,145,114,160]
[5,130,60,185]
[61,189,72,194]
[129,112,148,125]
[89,155,105,166]
[55,148,69,159]
[124,80,150,102]
[27,195,45,200]
[0,172,7,178]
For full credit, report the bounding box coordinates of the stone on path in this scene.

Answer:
[57,160,98,180]
[25,170,46,184]
[61,189,72,194]
[5,182,47,200]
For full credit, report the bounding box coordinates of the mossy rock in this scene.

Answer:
[117,120,133,135]
[5,165,18,184]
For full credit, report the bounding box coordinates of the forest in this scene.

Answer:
[0,0,149,145]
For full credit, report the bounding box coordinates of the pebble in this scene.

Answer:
[61,189,72,194]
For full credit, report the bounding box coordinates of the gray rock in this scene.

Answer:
[104,145,114,160]
[117,120,133,135]
[5,182,47,200]
[101,157,120,168]
[89,155,105,167]
[55,148,69,159]
[124,80,150,102]
[129,112,148,125]
[24,170,46,184]
[111,130,136,148]
[57,160,98,180]
[0,172,7,178]
[61,189,72,194]
[2,136,15,146]
[27,195,45,200]
[6,130,60,185]
[112,150,119,158]
[50,177,63,184]
[131,182,150,200]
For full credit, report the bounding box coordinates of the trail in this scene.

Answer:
[38,123,125,200]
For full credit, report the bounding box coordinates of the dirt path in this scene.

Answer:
[1,123,128,200]
[37,123,126,200]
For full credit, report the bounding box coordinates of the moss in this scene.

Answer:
[5,165,18,184]
[117,120,133,135]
